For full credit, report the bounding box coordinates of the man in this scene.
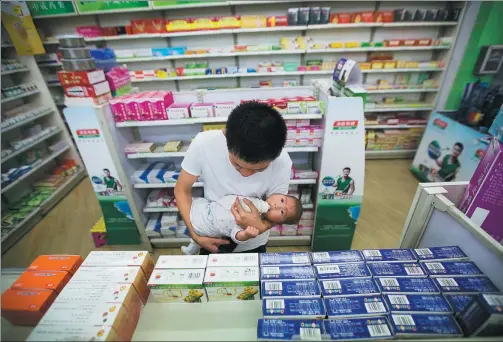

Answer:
[334,167,355,195]
[174,102,292,254]
[103,168,122,191]
[436,142,463,181]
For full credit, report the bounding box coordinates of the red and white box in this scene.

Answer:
[296,119,310,127]
[213,102,237,117]
[167,103,191,120]
[63,81,111,98]
[190,103,214,118]
[57,70,106,86]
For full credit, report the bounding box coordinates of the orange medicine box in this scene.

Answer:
[28,325,120,342]
[27,255,83,275]
[1,289,57,326]
[81,251,154,279]
[11,271,72,294]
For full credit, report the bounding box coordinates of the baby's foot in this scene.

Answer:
[181,241,200,255]
[243,226,259,239]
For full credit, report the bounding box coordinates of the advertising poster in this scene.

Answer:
[312,97,365,251]
[411,113,489,182]
[27,1,76,17]
[76,1,150,13]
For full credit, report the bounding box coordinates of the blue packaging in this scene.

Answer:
[389,313,463,337]
[362,249,416,262]
[413,246,468,261]
[433,277,500,294]
[320,278,380,297]
[262,298,326,319]
[311,250,363,264]
[367,262,426,277]
[260,252,311,266]
[324,317,394,340]
[443,294,476,313]
[257,319,324,341]
[376,277,440,294]
[383,294,452,313]
[456,293,503,337]
[260,266,315,281]
[314,263,370,280]
[325,295,388,318]
[261,280,320,298]
[422,261,484,277]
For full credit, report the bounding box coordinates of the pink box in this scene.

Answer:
[297,226,313,236]
[106,66,131,91]
[76,26,103,37]
[149,91,173,121]
[136,93,153,121]
[167,103,191,120]
[285,120,297,128]
[214,102,237,117]
[125,94,140,121]
[296,119,310,127]
[301,210,314,220]
[190,103,214,118]
[110,96,127,122]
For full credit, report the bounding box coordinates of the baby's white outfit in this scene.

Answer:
[182,195,270,255]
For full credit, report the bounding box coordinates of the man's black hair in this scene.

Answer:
[226,101,286,163]
[454,142,464,151]
[103,168,110,172]
[343,167,351,172]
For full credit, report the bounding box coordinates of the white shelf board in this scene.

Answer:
[1,89,40,104]
[1,67,29,75]
[132,71,331,82]
[365,106,433,113]
[382,21,458,27]
[2,128,62,164]
[307,23,379,29]
[1,109,54,134]
[143,207,179,213]
[134,179,316,189]
[153,1,229,9]
[365,149,417,159]
[307,46,450,53]
[284,147,319,153]
[366,88,439,94]
[365,124,426,129]
[363,68,444,74]
[37,62,62,67]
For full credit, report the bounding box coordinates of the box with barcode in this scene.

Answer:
[82,251,154,279]
[204,266,260,301]
[376,277,440,294]
[314,263,370,280]
[320,278,380,298]
[260,252,311,266]
[433,277,499,294]
[413,246,468,261]
[389,313,463,337]
[28,325,119,342]
[257,319,324,341]
[155,255,208,269]
[148,269,206,303]
[261,280,320,298]
[443,294,477,313]
[456,293,503,336]
[323,317,394,340]
[206,253,258,267]
[422,261,484,277]
[383,294,452,314]
[263,298,326,319]
[362,249,416,262]
[367,262,426,278]
[260,266,315,281]
[311,250,363,264]
[325,295,388,318]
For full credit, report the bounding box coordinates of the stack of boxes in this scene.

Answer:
[366,128,425,151]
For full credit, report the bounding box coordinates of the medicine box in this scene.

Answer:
[314,262,370,280]
[389,313,463,338]
[320,278,380,298]
[311,250,363,264]
[190,103,214,118]
[1,289,57,326]
[204,266,260,301]
[325,295,388,318]
[383,294,452,314]
[422,261,484,277]
[81,251,154,279]
[11,270,72,293]
[28,325,119,342]
[63,81,111,98]
[57,69,106,86]
[261,280,320,298]
[148,269,206,303]
[367,262,426,277]
[456,293,503,336]
[362,248,416,262]
[207,253,259,267]
[27,254,83,275]
[433,277,499,294]
[443,294,476,313]
[259,252,311,266]
[166,103,191,119]
[263,298,326,319]
[260,266,315,281]
[376,277,440,294]
[155,255,208,269]
[413,246,468,261]
[213,102,237,117]
[323,317,394,340]
[257,319,324,341]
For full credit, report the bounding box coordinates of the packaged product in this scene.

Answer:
[27,255,83,275]
[148,269,206,303]
[11,270,71,293]
[456,294,503,336]
[1,289,57,326]
[311,250,363,264]
[63,81,111,98]
[263,298,325,319]
[206,253,258,267]
[155,255,208,269]
[376,277,440,294]
[204,266,260,301]
[261,280,320,298]
[367,262,426,277]
[81,251,154,279]
[362,248,416,262]
[57,69,105,86]
[325,295,388,318]
[167,103,191,119]
[324,317,394,340]
[433,277,499,294]
[28,325,119,342]
[260,252,311,266]
[261,265,315,281]
[384,294,452,314]
[320,278,380,298]
[412,246,468,261]
[422,261,484,277]
[213,102,237,117]
[257,319,324,340]
[190,103,214,118]
[314,263,371,280]
[443,294,476,313]
[389,313,462,338]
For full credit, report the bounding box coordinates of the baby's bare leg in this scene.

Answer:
[235,226,259,241]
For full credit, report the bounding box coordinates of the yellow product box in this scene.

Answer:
[384,61,397,69]
[81,251,154,280]
[70,266,150,304]
[344,42,360,48]
[371,62,384,69]
[163,140,182,152]
[329,42,343,49]
[28,325,119,342]
[405,61,419,68]
[241,15,266,28]
[203,267,260,301]
[207,253,259,267]
[203,123,226,132]
[148,269,206,303]
[359,62,372,70]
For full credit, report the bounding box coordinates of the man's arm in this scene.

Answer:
[348,180,355,195]
[231,198,273,233]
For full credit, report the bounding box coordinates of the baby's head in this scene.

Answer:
[264,194,303,225]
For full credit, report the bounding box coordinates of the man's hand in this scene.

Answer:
[194,236,229,253]
[231,198,265,231]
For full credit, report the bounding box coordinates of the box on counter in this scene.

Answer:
[377,277,440,294]
[320,278,380,298]
[390,313,463,338]
[204,266,260,301]
[433,277,500,294]
[384,294,453,314]
[260,266,315,281]
[28,325,119,342]
[81,251,154,279]
[311,251,364,264]
[260,252,311,266]
[422,261,484,277]
[207,253,259,267]
[57,69,106,86]
[362,248,416,262]
[261,280,320,298]
[257,319,324,341]
[63,81,111,98]
[155,255,208,269]
[27,255,83,275]
[148,269,206,303]
[325,295,388,318]
[314,263,371,280]
[367,262,426,278]
[444,294,477,314]
[263,298,326,319]
[413,246,468,261]
[324,317,394,340]
[11,270,72,294]
[1,289,57,326]
[456,293,503,336]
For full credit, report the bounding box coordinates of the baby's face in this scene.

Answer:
[265,194,296,223]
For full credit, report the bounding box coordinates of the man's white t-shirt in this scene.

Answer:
[181,130,292,252]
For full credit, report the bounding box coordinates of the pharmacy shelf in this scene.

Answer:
[365,106,433,113]
[149,235,312,248]
[134,178,316,189]
[365,149,417,159]
[37,62,62,67]
[131,71,331,82]
[1,208,43,251]
[1,145,70,194]
[363,68,444,74]
[1,67,29,75]
[306,46,449,53]
[116,114,323,127]
[2,128,62,164]
[40,169,86,214]
[1,89,40,104]
[366,88,439,94]
[1,108,54,134]
[365,124,426,129]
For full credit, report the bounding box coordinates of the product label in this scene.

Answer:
[362,249,416,262]
[384,294,452,313]
[204,267,260,301]
[413,246,468,261]
[260,252,311,266]
[260,266,315,281]
[314,263,370,279]
[367,262,426,277]
[325,295,388,317]
[320,278,380,297]
[324,317,394,340]
[207,253,258,267]
[443,294,476,313]
[155,255,208,269]
[433,277,499,293]
[390,314,462,336]
[423,261,484,277]
[257,319,323,341]
[311,251,363,264]
[261,280,320,298]
[377,277,440,294]
[262,298,325,319]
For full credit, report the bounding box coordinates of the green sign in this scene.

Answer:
[152,0,226,8]
[76,1,150,13]
[27,1,76,17]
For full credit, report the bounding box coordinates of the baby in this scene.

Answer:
[182,194,303,255]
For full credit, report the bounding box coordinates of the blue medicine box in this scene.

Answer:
[389,313,463,337]
[456,293,503,337]
[261,280,320,298]
[362,248,416,262]
[314,263,371,280]
[383,294,452,313]
[324,317,394,340]
[367,262,427,277]
[260,266,315,281]
[257,319,324,341]
[325,295,388,318]
[260,252,311,266]
[262,298,326,319]
[311,250,363,264]
[422,261,484,277]
[413,246,468,261]
[320,278,380,297]
[376,277,440,294]
[433,277,500,294]
[443,294,477,313]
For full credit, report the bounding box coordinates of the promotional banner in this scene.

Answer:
[411,113,489,182]
[27,1,76,17]
[152,1,225,8]
[1,1,45,56]
[76,1,150,13]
